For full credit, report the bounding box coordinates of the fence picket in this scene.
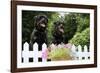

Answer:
[71,45,77,59]
[71,44,76,53]
[84,45,88,52]
[78,45,82,52]
[42,43,47,62]
[33,42,38,62]
[22,42,29,63]
[84,45,90,60]
[77,45,82,60]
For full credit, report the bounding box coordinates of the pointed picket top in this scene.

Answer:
[33,42,38,62]
[51,43,55,46]
[77,45,82,52]
[84,45,88,52]
[33,42,38,51]
[42,43,47,51]
[50,43,56,49]
[71,44,76,52]
[57,44,63,49]
[23,42,29,51]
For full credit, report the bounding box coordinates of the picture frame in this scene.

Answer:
[11,1,97,72]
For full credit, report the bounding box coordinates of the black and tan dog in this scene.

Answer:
[29,15,48,51]
[52,21,64,45]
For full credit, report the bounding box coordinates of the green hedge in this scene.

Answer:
[69,28,90,46]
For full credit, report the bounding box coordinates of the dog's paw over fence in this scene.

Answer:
[22,42,90,63]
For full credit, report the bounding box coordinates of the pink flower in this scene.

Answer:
[42,49,48,59]
[64,43,72,49]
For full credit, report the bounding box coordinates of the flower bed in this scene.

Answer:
[42,43,75,61]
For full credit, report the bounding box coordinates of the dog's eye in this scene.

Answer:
[60,25,64,29]
[59,26,64,29]
[61,26,64,29]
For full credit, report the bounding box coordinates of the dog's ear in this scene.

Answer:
[44,15,48,22]
[53,22,58,31]
[34,15,37,19]
[54,21,57,27]
[34,15,39,27]
[54,21,60,28]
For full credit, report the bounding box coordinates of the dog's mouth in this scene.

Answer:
[37,23,46,31]
[58,24,64,34]
[59,29,64,33]
[40,23,46,28]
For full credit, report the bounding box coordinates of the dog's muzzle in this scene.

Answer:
[40,23,46,28]
[59,29,64,33]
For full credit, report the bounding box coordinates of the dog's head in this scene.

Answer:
[54,21,64,35]
[34,14,48,31]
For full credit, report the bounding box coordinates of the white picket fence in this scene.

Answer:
[21,42,90,63]
[22,42,47,63]
[71,45,90,60]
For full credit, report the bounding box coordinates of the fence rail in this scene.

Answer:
[21,42,90,63]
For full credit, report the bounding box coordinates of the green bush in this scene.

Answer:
[69,28,90,46]
[76,14,90,32]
